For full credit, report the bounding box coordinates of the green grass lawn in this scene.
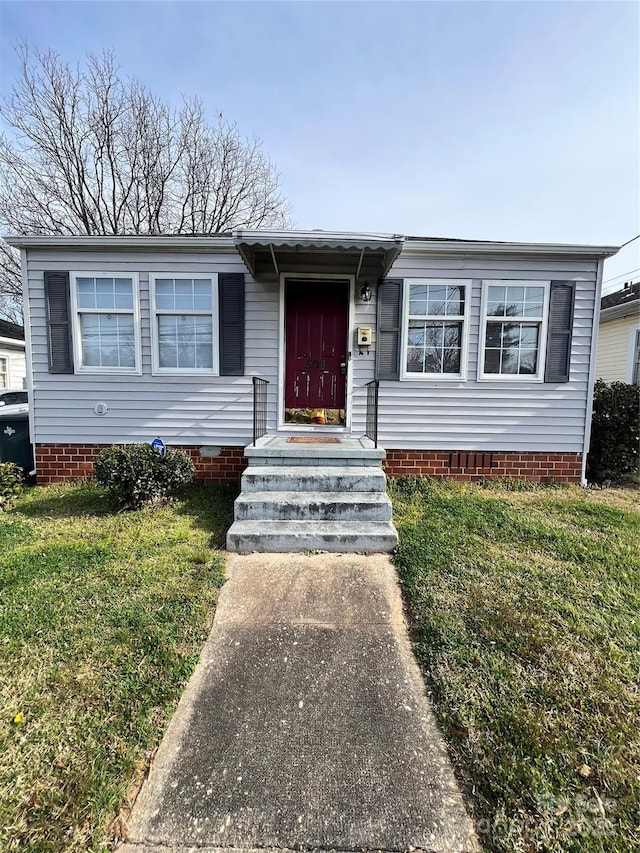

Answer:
[389,479,640,853]
[0,481,235,853]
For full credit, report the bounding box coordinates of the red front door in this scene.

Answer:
[285,279,348,411]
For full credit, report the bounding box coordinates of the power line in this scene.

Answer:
[618,234,639,250]
[602,267,640,284]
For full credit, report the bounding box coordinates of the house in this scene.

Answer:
[595,281,639,385]
[0,318,26,391]
[6,230,618,549]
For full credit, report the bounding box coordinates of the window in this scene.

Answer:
[403,280,470,378]
[151,276,218,374]
[480,281,549,379]
[71,274,140,373]
[0,357,7,388]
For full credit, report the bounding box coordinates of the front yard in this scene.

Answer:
[0,482,234,852]
[1,477,638,852]
[390,478,640,853]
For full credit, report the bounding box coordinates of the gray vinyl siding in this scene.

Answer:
[26,246,598,454]
[351,253,598,452]
[26,250,278,446]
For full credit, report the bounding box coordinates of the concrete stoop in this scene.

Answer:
[226,436,399,553]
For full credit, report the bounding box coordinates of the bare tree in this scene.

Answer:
[0,45,292,320]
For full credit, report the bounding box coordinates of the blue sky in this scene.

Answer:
[0,0,638,290]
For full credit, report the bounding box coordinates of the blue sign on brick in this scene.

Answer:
[150,437,166,457]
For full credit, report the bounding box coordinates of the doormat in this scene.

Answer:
[287,437,341,444]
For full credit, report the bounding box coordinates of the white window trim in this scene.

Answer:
[150,274,219,376]
[478,280,550,382]
[70,272,142,375]
[626,323,640,384]
[400,279,471,381]
[0,355,8,389]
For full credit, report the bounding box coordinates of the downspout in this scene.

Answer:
[581,257,604,485]
[20,248,37,477]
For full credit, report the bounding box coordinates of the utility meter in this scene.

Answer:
[357,326,372,346]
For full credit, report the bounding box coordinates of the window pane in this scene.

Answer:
[443,348,461,373]
[409,284,428,315]
[156,280,174,309]
[76,278,97,309]
[407,347,425,372]
[114,278,133,309]
[484,348,500,373]
[424,348,443,372]
[80,313,135,368]
[426,285,447,315]
[445,286,464,316]
[158,314,213,369]
[408,322,426,347]
[485,322,502,347]
[519,349,538,374]
[193,280,212,310]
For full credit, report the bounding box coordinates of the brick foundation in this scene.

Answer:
[383,450,583,483]
[34,444,247,486]
[35,443,583,485]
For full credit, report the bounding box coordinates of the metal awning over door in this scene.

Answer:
[233,229,404,282]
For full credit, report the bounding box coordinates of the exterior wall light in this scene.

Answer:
[360,282,372,302]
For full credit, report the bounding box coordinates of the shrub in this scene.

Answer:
[0,461,23,509]
[94,444,195,508]
[586,380,640,483]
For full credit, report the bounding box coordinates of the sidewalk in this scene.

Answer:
[120,553,479,853]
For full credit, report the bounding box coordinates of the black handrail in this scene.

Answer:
[252,377,269,445]
[365,379,379,448]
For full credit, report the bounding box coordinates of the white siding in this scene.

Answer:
[596,315,639,383]
[26,246,599,454]
[0,343,26,389]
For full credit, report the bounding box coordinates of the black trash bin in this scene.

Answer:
[0,411,34,472]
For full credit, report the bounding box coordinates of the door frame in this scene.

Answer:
[278,272,355,432]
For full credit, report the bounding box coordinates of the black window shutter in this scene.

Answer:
[376,278,403,380]
[218,273,245,375]
[44,271,74,374]
[544,280,575,383]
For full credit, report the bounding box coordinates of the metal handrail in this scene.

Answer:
[252,377,269,445]
[365,379,379,448]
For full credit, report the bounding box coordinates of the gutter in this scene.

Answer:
[0,336,25,347]
[599,301,640,323]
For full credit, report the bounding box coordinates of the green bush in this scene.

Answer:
[586,380,640,483]
[94,443,195,508]
[0,461,23,509]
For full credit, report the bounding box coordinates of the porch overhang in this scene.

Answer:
[233,229,405,281]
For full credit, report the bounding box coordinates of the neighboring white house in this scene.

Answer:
[595,281,640,385]
[0,318,26,391]
[7,231,618,485]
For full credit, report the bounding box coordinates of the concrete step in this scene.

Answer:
[226,520,399,553]
[241,465,387,493]
[234,491,392,522]
[245,436,385,467]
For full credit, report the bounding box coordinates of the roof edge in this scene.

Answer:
[4,232,620,260]
[4,235,237,251]
[402,239,620,259]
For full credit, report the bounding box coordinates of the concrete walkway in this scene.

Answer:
[120,554,479,853]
